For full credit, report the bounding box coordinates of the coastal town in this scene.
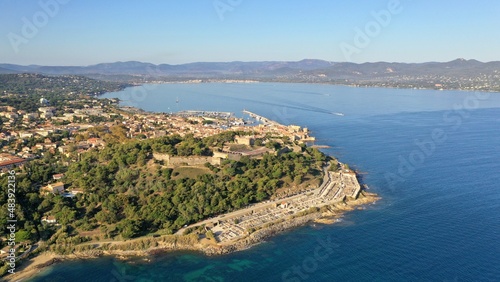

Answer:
[0,98,315,172]
[0,75,378,281]
[2,0,498,280]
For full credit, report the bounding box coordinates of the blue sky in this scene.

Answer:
[1,0,499,65]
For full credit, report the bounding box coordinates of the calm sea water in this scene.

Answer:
[29,84,500,282]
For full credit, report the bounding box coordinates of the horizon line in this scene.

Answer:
[1,58,498,68]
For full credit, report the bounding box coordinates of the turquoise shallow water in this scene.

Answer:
[29,84,500,281]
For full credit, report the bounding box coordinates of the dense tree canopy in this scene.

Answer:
[0,132,326,245]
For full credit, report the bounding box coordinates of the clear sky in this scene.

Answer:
[1,0,499,66]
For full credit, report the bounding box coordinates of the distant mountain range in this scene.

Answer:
[1,59,499,91]
[1,58,498,77]
[0,59,335,76]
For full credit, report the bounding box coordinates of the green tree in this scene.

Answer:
[15,230,32,243]
[56,206,76,225]
[118,219,140,239]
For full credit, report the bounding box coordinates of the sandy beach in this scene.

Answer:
[4,252,58,282]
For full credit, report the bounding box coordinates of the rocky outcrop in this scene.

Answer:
[32,191,379,267]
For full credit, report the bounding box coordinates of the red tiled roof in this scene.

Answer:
[0,158,26,167]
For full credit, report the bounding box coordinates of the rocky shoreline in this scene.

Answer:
[4,188,378,282]
[9,191,377,281]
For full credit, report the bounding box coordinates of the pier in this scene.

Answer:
[310,145,330,149]
[242,110,280,126]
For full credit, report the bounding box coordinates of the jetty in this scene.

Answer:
[310,145,331,149]
[243,109,279,126]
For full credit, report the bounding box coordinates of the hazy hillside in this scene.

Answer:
[1,59,499,91]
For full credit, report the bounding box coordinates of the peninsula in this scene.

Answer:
[0,77,378,281]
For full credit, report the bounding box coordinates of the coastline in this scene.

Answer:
[3,105,379,281]
[3,252,59,282]
[101,81,500,98]
[101,79,500,95]
[4,190,379,282]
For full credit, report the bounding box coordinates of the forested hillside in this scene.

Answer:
[0,132,326,254]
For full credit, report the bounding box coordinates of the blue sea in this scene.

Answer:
[29,83,500,282]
